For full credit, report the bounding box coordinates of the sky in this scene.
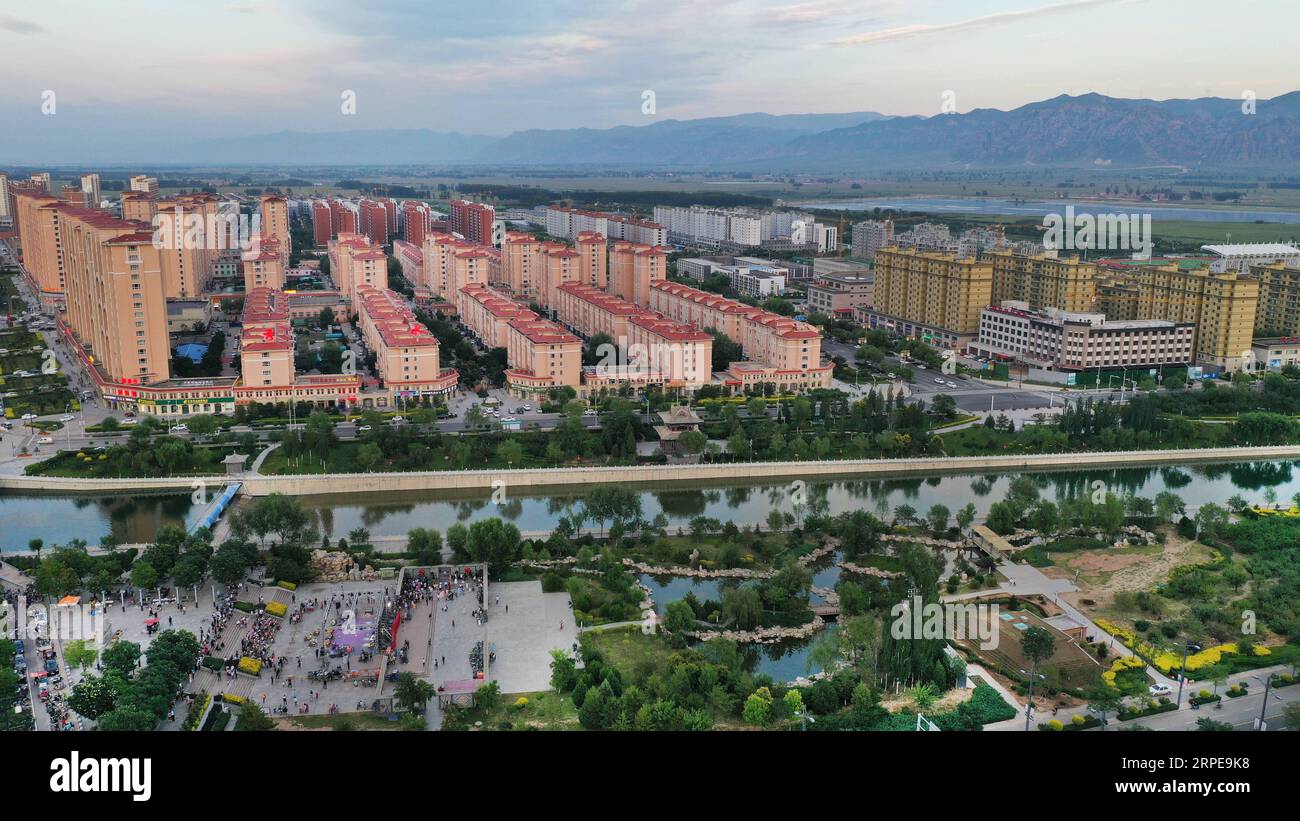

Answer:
[0,0,1297,163]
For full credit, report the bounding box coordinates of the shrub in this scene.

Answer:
[1047,719,1063,731]
[511,697,529,711]
[1071,714,1085,726]
[277,580,297,591]
[223,694,246,705]
[265,601,288,618]
[237,657,262,676]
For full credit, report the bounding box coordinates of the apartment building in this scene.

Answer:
[403,201,434,247]
[80,174,101,207]
[120,190,155,223]
[153,193,220,298]
[360,199,391,246]
[310,201,333,247]
[544,205,665,246]
[0,172,10,223]
[456,282,535,349]
[328,233,388,305]
[12,187,65,297]
[240,287,294,387]
[806,273,874,315]
[608,241,667,308]
[242,243,286,291]
[421,232,495,301]
[649,279,831,390]
[504,316,583,398]
[129,175,158,194]
[1097,263,1260,371]
[865,248,994,348]
[850,218,894,259]
[355,285,456,396]
[450,199,495,246]
[329,199,359,235]
[259,195,292,269]
[57,207,171,384]
[986,250,1098,313]
[972,301,1195,372]
[554,282,648,341]
[1249,262,1300,336]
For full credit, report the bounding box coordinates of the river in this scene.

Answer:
[795,196,1300,224]
[3,460,1294,552]
[3,459,1293,682]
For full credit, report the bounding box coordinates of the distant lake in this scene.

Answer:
[796,197,1300,225]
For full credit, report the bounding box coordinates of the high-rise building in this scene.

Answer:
[355,284,456,397]
[359,199,390,246]
[12,186,66,297]
[1250,262,1300,337]
[0,172,11,222]
[421,233,494,300]
[259,195,291,269]
[987,250,1098,313]
[80,173,101,207]
[608,241,667,308]
[129,175,158,194]
[866,248,994,347]
[450,199,495,246]
[328,233,388,305]
[311,200,333,247]
[850,218,894,259]
[58,208,171,383]
[403,201,434,247]
[120,190,155,223]
[153,193,220,297]
[240,287,294,387]
[1097,262,1259,371]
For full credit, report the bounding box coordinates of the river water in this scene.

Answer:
[796,196,1300,224]
[4,459,1292,681]
[2,460,1294,552]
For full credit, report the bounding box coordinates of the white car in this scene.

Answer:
[945,381,957,389]
[169,424,188,434]
[59,414,74,422]
[21,413,38,421]
[934,377,945,384]
[357,425,372,432]
[915,364,927,370]
[523,405,533,412]
[121,418,139,426]
[37,436,54,444]
[583,408,597,416]
[1148,683,1172,696]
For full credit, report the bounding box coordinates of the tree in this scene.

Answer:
[1194,717,1234,732]
[102,641,142,678]
[986,501,1018,535]
[955,503,976,534]
[234,701,276,731]
[495,438,524,467]
[742,686,774,725]
[63,639,98,671]
[393,672,434,715]
[583,485,640,538]
[68,674,122,720]
[1085,682,1123,732]
[677,430,707,455]
[407,528,444,565]
[1154,491,1186,523]
[465,518,522,573]
[130,560,159,591]
[1021,626,1056,667]
[664,600,696,634]
[721,586,763,630]
[549,648,577,693]
[96,707,157,732]
[1282,700,1300,731]
[210,545,249,588]
[926,504,950,534]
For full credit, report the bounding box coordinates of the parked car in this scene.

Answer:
[1149,683,1172,696]
[357,425,372,432]
[169,424,188,434]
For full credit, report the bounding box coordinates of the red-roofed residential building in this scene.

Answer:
[504,315,582,398]
[650,280,831,390]
[311,200,333,247]
[450,199,495,246]
[355,285,456,396]
[608,241,668,308]
[328,232,388,305]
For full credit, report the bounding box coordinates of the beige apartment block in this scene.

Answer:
[456,282,534,349]
[58,208,170,383]
[240,287,294,387]
[1249,262,1300,336]
[259,195,291,269]
[328,233,388,305]
[154,193,219,297]
[986,250,1098,312]
[504,316,583,397]
[355,285,454,394]
[608,241,667,308]
[1128,265,1259,371]
[868,248,994,346]
[12,188,65,295]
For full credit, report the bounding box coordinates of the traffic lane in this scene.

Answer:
[952,391,1058,412]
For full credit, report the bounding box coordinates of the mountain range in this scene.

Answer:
[7,93,1299,169]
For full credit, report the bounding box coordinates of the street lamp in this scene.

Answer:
[1251,673,1283,731]
[1175,641,1201,708]
[1020,668,1046,731]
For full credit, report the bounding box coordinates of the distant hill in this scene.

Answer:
[774,92,1300,170]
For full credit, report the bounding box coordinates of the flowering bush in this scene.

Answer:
[265,601,288,618]
[511,697,528,711]
[238,656,262,676]
[277,580,297,591]
[1071,714,1085,726]
[223,694,246,705]
[183,694,212,731]
[1101,654,1146,688]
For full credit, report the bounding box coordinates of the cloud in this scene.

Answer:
[829,0,1136,46]
[0,14,47,33]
